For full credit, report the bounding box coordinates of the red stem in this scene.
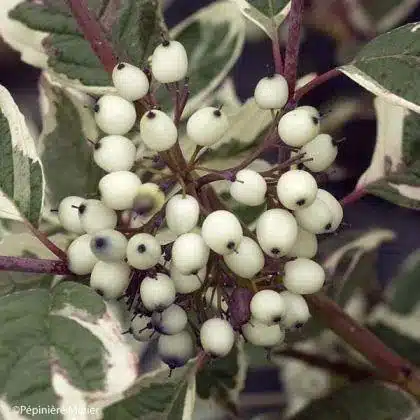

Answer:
[0,256,71,275]
[272,29,284,75]
[340,187,368,206]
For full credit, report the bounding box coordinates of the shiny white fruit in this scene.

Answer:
[90,261,131,299]
[279,291,310,329]
[151,304,187,335]
[242,320,285,347]
[287,227,318,259]
[165,194,200,235]
[284,258,325,294]
[317,189,343,231]
[250,290,285,325]
[254,74,288,109]
[201,210,243,255]
[58,196,84,234]
[93,95,136,135]
[256,209,298,257]
[99,171,142,210]
[170,265,205,294]
[78,199,117,233]
[158,331,195,369]
[93,135,136,173]
[301,133,338,172]
[200,318,235,357]
[126,233,161,270]
[151,40,188,83]
[112,62,149,101]
[90,229,128,261]
[130,314,156,341]
[223,237,264,279]
[230,169,267,206]
[140,110,178,152]
[294,197,333,234]
[67,234,98,275]
[140,273,176,311]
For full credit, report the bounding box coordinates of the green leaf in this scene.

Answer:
[103,362,196,420]
[0,85,44,226]
[340,22,420,114]
[0,272,53,296]
[157,1,245,116]
[9,0,163,91]
[39,79,103,207]
[0,282,123,416]
[231,0,291,39]
[290,381,419,420]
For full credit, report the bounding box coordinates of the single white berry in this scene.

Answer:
[140,273,176,312]
[284,258,325,294]
[201,210,243,255]
[186,107,229,146]
[78,199,117,234]
[276,169,318,210]
[130,314,156,342]
[133,182,165,218]
[126,233,161,270]
[158,331,195,369]
[223,237,264,279]
[200,318,235,357]
[90,261,131,299]
[67,234,98,275]
[90,229,128,262]
[171,233,210,275]
[58,196,85,234]
[254,74,288,109]
[151,40,188,83]
[279,291,310,329]
[151,304,187,335]
[112,62,149,101]
[230,169,267,206]
[242,320,285,347]
[99,171,142,210]
[250,290,285,325]
[93,95,136,135]
[170,264,205,294]
[204,287,229,313]
[256,209,298,257]
[140,110,178,152]
[297,105,320,119]
[287,227,318,258]
[316,189,343,231]
[301,133,338,172]
[294,197,333,234]
[278,108,320,147]
[165,194,200,235]
[93,135,136,173]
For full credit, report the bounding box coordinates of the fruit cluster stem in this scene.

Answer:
[0,256,71,275]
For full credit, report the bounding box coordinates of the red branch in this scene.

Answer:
[0,256,71,275]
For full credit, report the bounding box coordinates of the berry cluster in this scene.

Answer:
[57,38,343,371]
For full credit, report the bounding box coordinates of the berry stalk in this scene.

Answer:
[0,256,71,275]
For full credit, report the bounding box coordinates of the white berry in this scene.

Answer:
[140,110,178,152]
[278,108,320,147]
[151,40,188,84]
[294,197,333,234]
[301,133,338,172]
[254,74,288,110]
[256,209,298,257]
[242,321,285,347]
[126,233,161,270]
[67,234,98,275]
[223,237,264,279]
[279,291,310,329]
[230,169,267,206]
[133,182,165,218]
[58,196,84,234]
[171,233,210,275]
[165,194,200,235]
[317,189,343,231]
[99,171,142,210]
[170,264,205,294]
[130,314,156,342]
[284,258,325,294]
[151,304,187,335]
[158,331,195,369]
[297,105,320,119]
[112,62,149,101]
[93,135,136,173]
[200,318,235,357]
[140,273,176,312]
[90,229,127,262]
[186,107,229,146]
[202,210,243,255]
[90,261,131,299]
[287,227,318,258]
[204,287,229,313]
[78,199,117,233]
[276,169,318,210]
[93,95,136,135]
[250,290,285,325]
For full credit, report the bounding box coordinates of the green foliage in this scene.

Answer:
[248,0,289,16]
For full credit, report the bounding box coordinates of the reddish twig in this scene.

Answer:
[0,256,71,275]
[272,28,284,75]
[340,187,368,206]
[294,68,341,102]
